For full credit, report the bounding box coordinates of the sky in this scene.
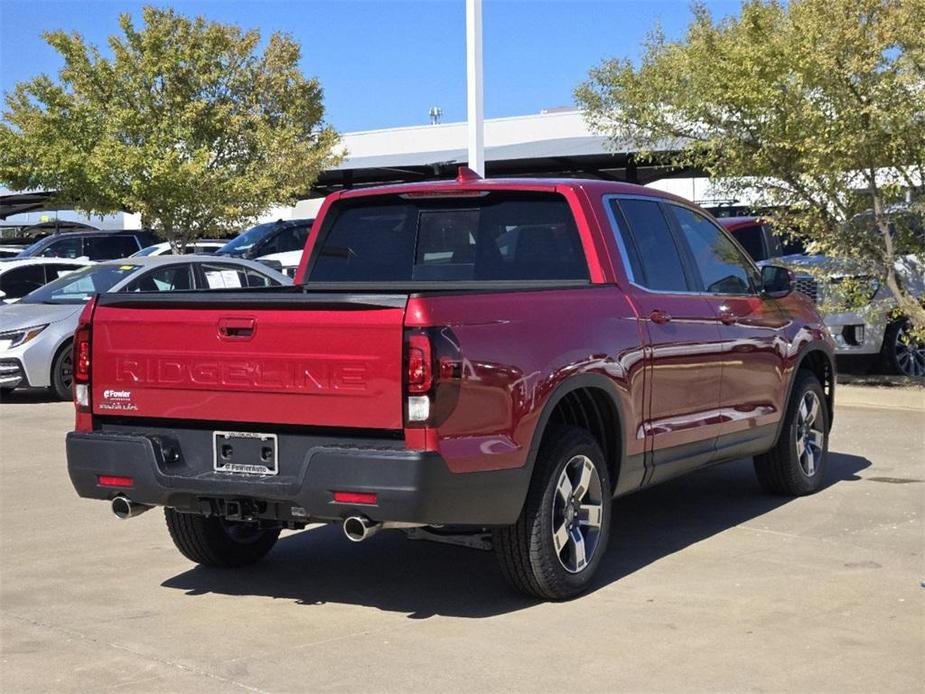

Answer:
[0,0,743,133]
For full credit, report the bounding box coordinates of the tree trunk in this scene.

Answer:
[869,174,925,332]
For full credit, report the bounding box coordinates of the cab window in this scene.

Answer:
[669,206,759,294]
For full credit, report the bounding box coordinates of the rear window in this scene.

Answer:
[307,192,588,283]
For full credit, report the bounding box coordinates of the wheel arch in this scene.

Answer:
[791,344,836,431]
[524,374,626,497]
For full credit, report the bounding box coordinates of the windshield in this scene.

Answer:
[214,223,278,257]
[21,264,140,304]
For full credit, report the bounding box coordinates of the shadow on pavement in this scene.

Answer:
[162,451,870,619]
[0,388,62,404]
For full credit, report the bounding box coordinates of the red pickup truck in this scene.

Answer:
[67,170,835,600]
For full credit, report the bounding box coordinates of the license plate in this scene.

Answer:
[213,431,278,475]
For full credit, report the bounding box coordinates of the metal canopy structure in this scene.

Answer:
[0,191,59,220]
[311,135,698,196]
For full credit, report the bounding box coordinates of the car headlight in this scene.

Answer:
[0,324,49,349]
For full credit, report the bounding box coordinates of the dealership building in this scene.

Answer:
[1,108,722,231]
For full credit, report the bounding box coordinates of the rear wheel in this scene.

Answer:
[49,342,73,401]
[754,371,829,496]
[494,427,611,600]
[165,509,280,567]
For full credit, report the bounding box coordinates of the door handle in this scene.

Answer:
[718,309,737,325]
[649,309,672,325]
[218,317,256,340]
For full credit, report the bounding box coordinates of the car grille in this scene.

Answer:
[792,275,818,303]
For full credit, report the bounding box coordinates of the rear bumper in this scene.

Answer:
[66,429,528,526]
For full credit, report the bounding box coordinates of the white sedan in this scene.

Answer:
[0,257,93,304]
[0,255,291,399]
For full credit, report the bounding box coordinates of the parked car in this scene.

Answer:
[257,249,302,278]
[65,171,835,600]
[132,240,226,257]
[0,245,29,259]
[214,218,313,262]
[0,258,92,304]
[0,256,290,400]
[7,230,158,261]
[719,216,925,376]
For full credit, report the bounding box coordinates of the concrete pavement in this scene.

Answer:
[0,393,922,693]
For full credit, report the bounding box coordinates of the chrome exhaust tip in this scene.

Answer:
[343,515,381,542]
[111,496,152,520]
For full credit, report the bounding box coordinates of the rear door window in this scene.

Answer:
[610,198,690,292]
[307,192,587,283]
[199,263,281,288]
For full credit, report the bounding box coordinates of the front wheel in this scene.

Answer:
[881,318,925,377]
[49,342,73,401]
[494,427,611,600]
[754,371,830,496]
[165,509,280,567]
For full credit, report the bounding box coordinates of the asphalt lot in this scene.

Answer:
[1,391,922,693]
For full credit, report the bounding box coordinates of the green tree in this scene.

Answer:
[576,0,925,330]
[0,6,340,252]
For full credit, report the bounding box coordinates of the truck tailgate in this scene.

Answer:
[89,292,407,429]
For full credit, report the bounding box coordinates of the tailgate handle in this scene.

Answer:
[218,317,256,340]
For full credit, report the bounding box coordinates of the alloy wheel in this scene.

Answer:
[795,391,825,476]
[894,322,925,377]
[60,351,73,390]
[551,455,604,574]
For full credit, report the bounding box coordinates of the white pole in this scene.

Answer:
[466,0,485,177]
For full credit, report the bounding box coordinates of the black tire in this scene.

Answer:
[493,426,611,600]
[880,318,925,377]
[49,341,73,401]
[754,371,830,496]
[165,509,280,568]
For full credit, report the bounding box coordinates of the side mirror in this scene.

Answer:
[761,265,792,298]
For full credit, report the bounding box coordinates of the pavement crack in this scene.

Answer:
[4,612,270,693]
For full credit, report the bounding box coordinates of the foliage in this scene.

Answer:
[0,6,340,251]
[576,0,925,330]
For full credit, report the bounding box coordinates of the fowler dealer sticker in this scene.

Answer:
[98,389,139,411]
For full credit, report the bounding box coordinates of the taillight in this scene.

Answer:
[406,333,433,394]
[404,327,461,427]
[73,296,97,423]
[74,328,90,383]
